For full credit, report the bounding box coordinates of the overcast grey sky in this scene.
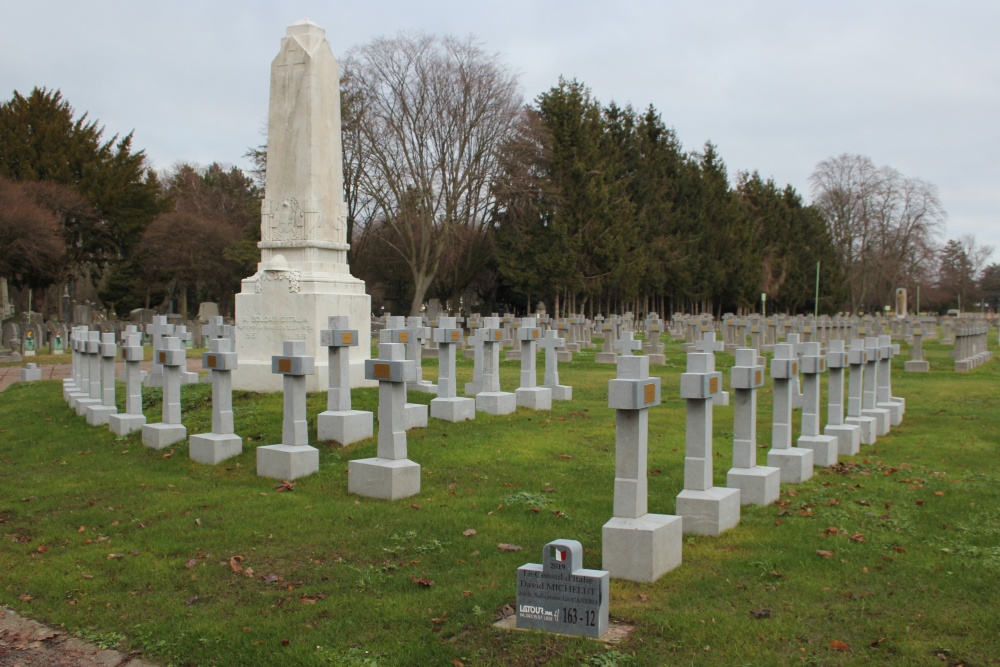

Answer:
[2,1,997,258]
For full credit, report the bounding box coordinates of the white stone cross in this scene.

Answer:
[613,331,642,356]
[189,336,243,465]
[141,336,188,450]
[539,329,571,401]
[109,332,146,436]
[317,315,373,445]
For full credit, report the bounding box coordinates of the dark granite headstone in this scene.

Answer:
[516,539,609,638]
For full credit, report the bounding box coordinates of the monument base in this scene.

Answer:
[108,413,146,436]
[142,423,187,450]
[547,385,573,401]
[66,390,87,407]
[726,465,781,506]
[675,487,741,536]
[21,366,41,382]
[767,447,814,484]
[317,409,374,445]
[348,457,420,499]
[85,405,117,427]
[845,415,877,445]
[516,387,552,411]
[904,360,929,372]
[74,398,101,417]
[404,403,428,430]
[862,408,891,436]
[476,391,516,415]
[602,514,682,583]
[798,434,839,467]
[878,400,903,427]
[430,397,475,422]
[189,433,243,465]
[825,424,861,456]
[256,444,319,480]
[712,391,730,407]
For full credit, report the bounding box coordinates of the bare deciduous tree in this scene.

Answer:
[343,33,522,315]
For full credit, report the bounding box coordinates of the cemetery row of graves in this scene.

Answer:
[4,311,1000,665]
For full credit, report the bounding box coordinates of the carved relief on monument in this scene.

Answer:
[255,269,302,294]
[273,198,305,241]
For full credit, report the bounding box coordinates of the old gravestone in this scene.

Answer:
[516,539,609,638]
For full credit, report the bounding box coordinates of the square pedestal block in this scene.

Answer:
[142,423,187,450]
[556,351,573,363]
[404,403,429,430]
[862,408,890,436]
[108,413,146,436]
[646,354,666,366]
[767,447,814,484]
[602,513,682,583]
[594,352,617,364]
[878,401,903,427]
[66,390,87,408]
[504,350,521,362]
[825,424,861,456]
[726,465,781,506]
[256,444,320,480]
[905,360,929,372]
[317,409,374,445]
[548,385,573,401]
[516,386,552,411]
[85,405,117,426]
[189,433,243,465]
[476,391,517,415]
[675,487,741,535]
[408,380,437,395]
[711,391,730,407]
[348,457,420,499]
[798,434,839,467]
[845,416,877,445]
[430,397,476,422]
[74,398,101,417]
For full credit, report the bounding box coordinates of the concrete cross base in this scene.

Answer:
[712,391,730,407]
[181,371,200,385]
[845,416,877,445]
[565,343,581,353]
[798,434,840,467]
[904,360,930,372]
[408,380,438,395]
[189,433,243,465]
[463,382,480,397]
[430,396,476,422]
[142,423,187,450]
[317,409,374,445]
[256,444,319,480]
[108,413,146,436]
[726,465,781,506]
[66,389,86,407]
[880,398,905,423]
[62,380,77,401]
[476,391,517,415]
[547,384,573,401]
[85,405,117,427]
[463,348,475,360]
[767,447,814,484]
[861,408,891,436]
[645,354,666,366]
[348,457,420,499]
[404,403,429,430]
[594,353,618,364]
[675,487,741,536]
[556,351,573,363]
[504,350,521,362]
[955,360,974,372]
[602,514,683,583]
[74,398,101,416]
[516,386,552,411]
[422,348,439,359]
[825,424,861,456]
[20,366,42,382]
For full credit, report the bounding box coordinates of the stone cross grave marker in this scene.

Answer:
[85,332,119,426]
[145,316,174,386]
[74,331,103,417]
[844,338,877,445]
[786,333,805,410]
[463,327,486,395]
[515,317,552,410]
[475,316,516,415]
[595,320,617,364]
[349,341,421,499]
[602,355,681,582]
[108,332,147,436]
[317,316,373,445]
[381,320,428,429]
[861,337,890,436]
[256,340,320,480]
[766,343,814,483]
[405,316,436,394]
[613,330,642,358]
[726,348,780,506]
[904,327,930,372]
[141,336,188,449]
[20,363,41,382]
[64,327,87,405]
[695,331,729,406]
[876,334,904,425]
[430,316,475,422]
[189,337,243,464]
[540,329,572,401]
[795,341,839,467]
[823,339,861,455]
[516,539,610,638]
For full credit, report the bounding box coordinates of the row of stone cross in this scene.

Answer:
[601,331,905,583]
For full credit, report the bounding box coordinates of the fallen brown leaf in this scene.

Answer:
[184,559,197,569]
[498,543,522,552]
[161,449,174,459]
[828,640,850,651]
[274,480,295,492]
[750,609,771,619]
[411,576,434,587]
[229,555,244,573]
[462,529,476,537]
[816,550,835,558]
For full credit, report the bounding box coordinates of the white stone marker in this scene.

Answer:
[63,326,82,401]
[861,337,891,436]
[463,327,486,396]
[349,342,421,499]
[189,337,243,464]
[65,327,87,404]
[613,331,642,358]
[476,317,516,415]
[75,331,103,416]
[405,316,437,395]
[766,343,814,483]
[430,316,475,422]
[20,363,41,382]
[795,341,839,467]
[876,334,904,425]
[823,339,861,455]
[540,329,572,401]
[85,333,119,426]
[786,333,805,410]
[317,316,373,444]
[142,336,188,449]
[144,316,175,387]
[904,327,930,372]
[514,317,552,410]
[726,348,781,506]
[108,332,146,436]
[234,21,371,392]
[602,355,682,582]
[595,321,617,364]
[644,316,666,365]
[675,352,741,535]
[256,341,320,480]
[173,325,200,385]
[844,338,877,445]
[695,331,729,406]
[381,322,428,430]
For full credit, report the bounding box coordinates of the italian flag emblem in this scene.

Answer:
[551,546,567,562]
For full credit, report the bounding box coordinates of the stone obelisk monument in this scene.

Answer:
[234,20,371,392]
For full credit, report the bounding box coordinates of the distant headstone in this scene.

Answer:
[516,539,610,638]
[19,362,41,382]
[514,317,551,410]
[256,340,320,480]
[475,317,515,415]
[539,329,572,401]
[904,327,930,372]
[429,316,475,422]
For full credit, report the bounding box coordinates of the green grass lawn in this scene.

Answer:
[1,333,998,666]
